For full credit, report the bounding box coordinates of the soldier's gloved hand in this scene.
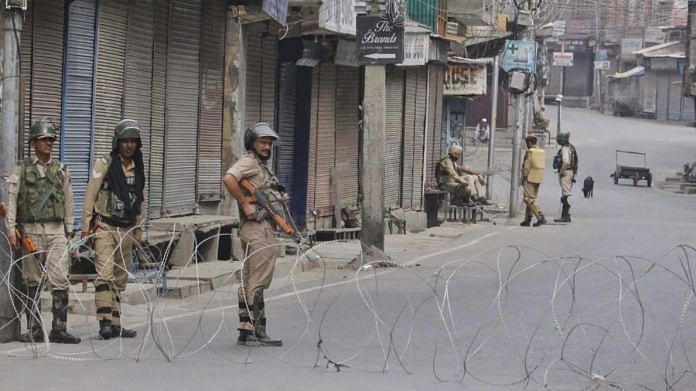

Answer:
[8,234,19,252]
[242,203,257,220]
[281,193,290,203]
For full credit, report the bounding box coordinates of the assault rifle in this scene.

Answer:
[239,179,303,243]
[0,202,38,253]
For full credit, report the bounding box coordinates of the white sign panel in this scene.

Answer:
[319,0,356,35]
[400,33,430,66]
[443,63,487,96]
[552,20,566,37]
[594,60,609,70]
[262,0,288,25]
[553,52,573,67]
[621,38,643,55]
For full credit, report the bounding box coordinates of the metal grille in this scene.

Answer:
[276,63,297,197]
[123,0,154,213]
[20,0,33,159]
[148,0,168,219]
[93,0,128,160]
[197,0,225,201]
[315,63,336,214]
[334,65,359,207]
[244,27,277,129]
[61,0,96,228]
[306,66,319,212]
[425,64,444,185]
[385,68,404,208]
[163,0,201,216]
[412,67,427,209]
[30,0,64,137]
[401,69,416,209]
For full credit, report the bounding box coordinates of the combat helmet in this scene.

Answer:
[112,119,142,150]
[29,117,58,140]
[244,122,280,151]
[557,132,571,143]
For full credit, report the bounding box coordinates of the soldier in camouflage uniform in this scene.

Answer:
[223,123,284,347]
[5,118,81,343]
[82,120,145,340]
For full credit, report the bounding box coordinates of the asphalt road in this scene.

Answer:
[2,108,696,391]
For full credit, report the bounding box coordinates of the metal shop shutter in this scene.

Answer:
[163,0,201,216]
[148,0,169,219]
[123,0,154,211]
[306,66,319,213]
[20,0,33,159]
[244,27,277,129]
[334,65,359,208]
[412,67,427,209]
[384,68,404,208]
[61,0,96,228]
[277,63,297,197]
[314,63,336,214]
[668,73,683,121]
[425,64,444,185]
[93,0,128,160]
[197,0,225,201]
[656,73,669,120]
[30,0,64,140]
[401,69,416,209]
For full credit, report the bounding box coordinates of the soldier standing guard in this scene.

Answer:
[520,135,547,227]
[5,118,81,343]
[553,132,578,223]
[223,122,284,347]
[82,119,145,340]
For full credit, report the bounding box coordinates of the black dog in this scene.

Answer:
[582,176,594,198]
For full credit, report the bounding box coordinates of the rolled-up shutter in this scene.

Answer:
[425,64,444,185]
[163,0,201,216]
[385,68,404,208]
[197,0,225,201]
[123,0,154,211]
[93,0,128,160]
[334,65,359,207]
[277,63,297,196]
[61,0,96,227]
[148,0,168,218]
[30,0,64,135]
[306,66,319,213]
[401,70,416,209]
[20,0,33,159]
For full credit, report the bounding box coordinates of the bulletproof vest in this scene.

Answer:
[16,159,66,224]
[97,156,139,227]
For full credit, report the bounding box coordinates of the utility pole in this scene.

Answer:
[486,55,499,199]
[360,4,386,256]
[0,9,23,342]
[509,92,524,218]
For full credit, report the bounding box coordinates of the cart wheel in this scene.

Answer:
[614,174,618,185]
[633,176,638,186]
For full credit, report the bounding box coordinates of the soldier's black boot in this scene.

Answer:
[49,290,81,344]
[18,285,44,343]
[111,325,137,338]
[533,213,547,227]
[520,209,532,226]
[253,290,282,347]
[554,197,571,223]
[99,319,113,340]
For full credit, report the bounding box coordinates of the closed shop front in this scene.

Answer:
[197,0,226,202]
[276,63,297,198]
[93,0,128,160]
[163,0,201,216]
[656,73,670,120]
[244,24,277,130]
[402,67,427,210]
[425,64,444,185]
[384,68,404,208]
[564,52,594,97]
[334,65,360,209]
[307,63,336,215]
[62,0,96,226]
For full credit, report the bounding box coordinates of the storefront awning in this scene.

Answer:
[608,66,645,79]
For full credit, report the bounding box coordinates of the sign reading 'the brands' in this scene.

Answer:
[357,15,404,65]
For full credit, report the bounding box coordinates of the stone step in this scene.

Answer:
[158,279,212,300]
[665,176,683,183]
[41,283,157,315]
[167,261,240,290]
[679,183,696,190]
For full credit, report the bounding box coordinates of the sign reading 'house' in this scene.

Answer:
[357,15,404,65]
